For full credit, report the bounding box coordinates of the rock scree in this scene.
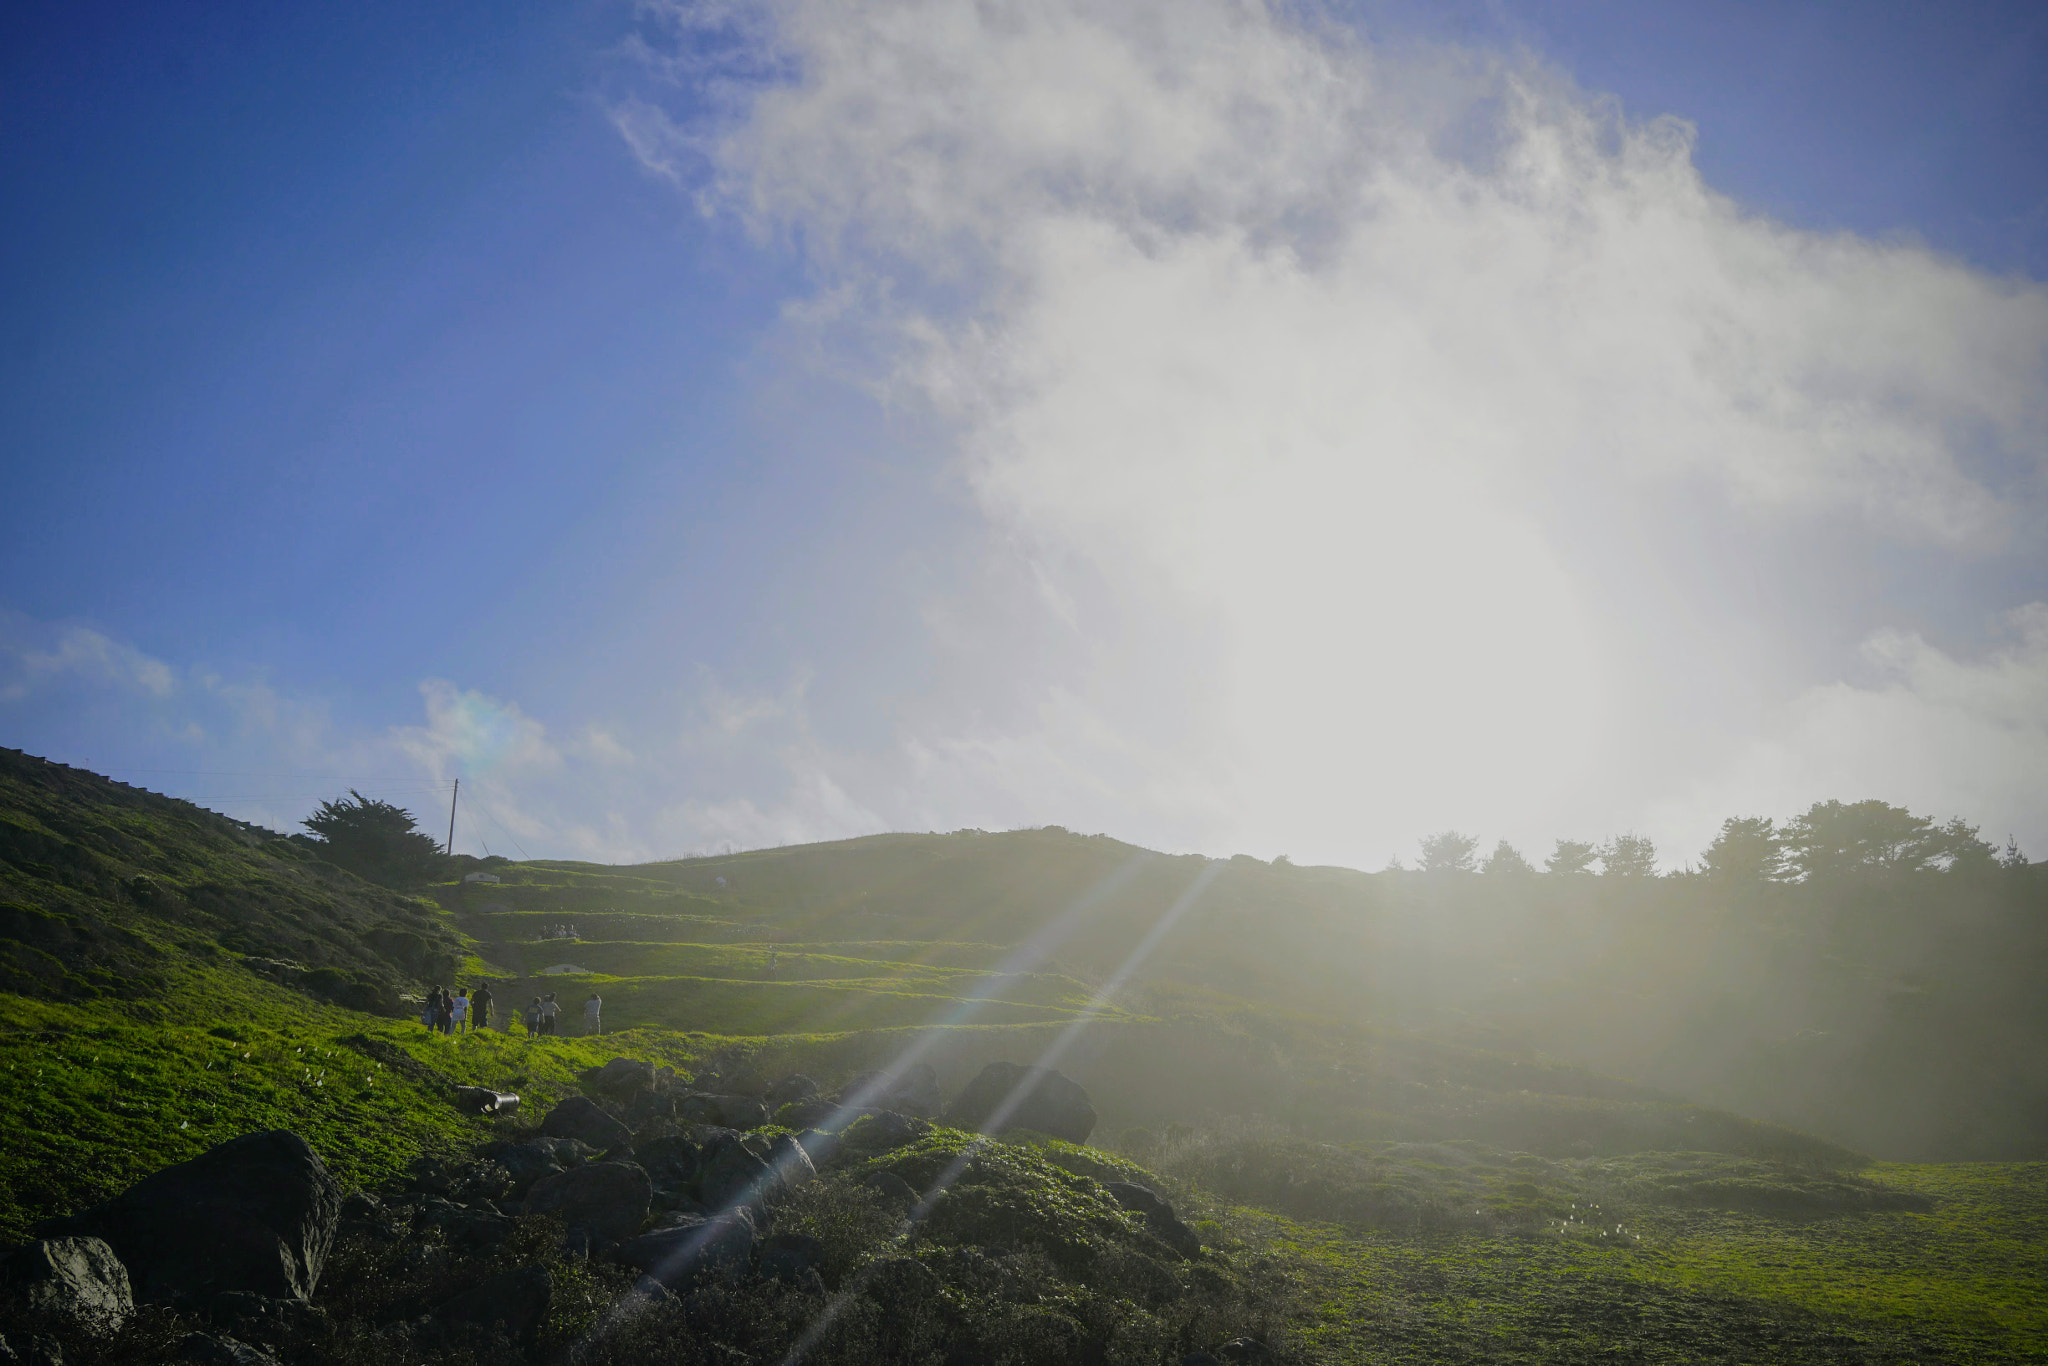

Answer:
[521,1161,652,1242]
[42,1130,343,1306]
[583,1057,656,1098]
[1103,1180,1204,1258]
[1,1235,133,1331]
[944,1062,1098,1144]
[619,1211,756,1288]
[541,1094,633,1151]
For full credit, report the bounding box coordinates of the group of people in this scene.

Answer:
[416,981,602,1037]
[420,982,492,1035]
[538,923,580,941]
[518,990,603,1037]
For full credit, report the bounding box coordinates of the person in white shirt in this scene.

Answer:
[583,992,602,1036]
[451,989,470,1034]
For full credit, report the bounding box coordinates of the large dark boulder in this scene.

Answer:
[792,1108,924,1168]
[542,1095,632,1151]
[678,1093,769,1129]
[944,1063,1097,1144]
[774,1098,837,1130]
[840,1110,928,1151]
[616,1212,754,1288]
[695,1132,774,1209]
[522,1162,651,1241]
[634,1133,701,1183]
[1103,1181,1202,1258]
[1,1236,132,1331]
[584,1057,655,1098]
[479,1139,578,1193]
[625,1090,677,1129]
[766,1133,817,1193]
[47,1130,342,1305]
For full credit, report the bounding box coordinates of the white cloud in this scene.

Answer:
[392,679,560,781]
[1656,605,2048,859]
[0,616,177,702]
[9,3,2045,873]
[609,0,2048,865]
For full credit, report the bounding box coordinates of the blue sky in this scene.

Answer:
[3,0,2045,867]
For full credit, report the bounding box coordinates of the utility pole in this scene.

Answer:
[446,778,459,856]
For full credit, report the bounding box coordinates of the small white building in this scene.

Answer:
[463,872,502,884]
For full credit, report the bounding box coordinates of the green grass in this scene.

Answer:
[1123,1136,2045,1363]
[495,939,1030,982]
[3,754,2047,1363]
[1634,1162,2048,1351]
[0,962,708,1244]
[545,973,1122,1035]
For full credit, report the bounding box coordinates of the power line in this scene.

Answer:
[132,790,453,803]
[470,801,535,861]
[81,768,455,780]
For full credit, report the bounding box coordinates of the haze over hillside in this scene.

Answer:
[4,749,2047,1363]
[10,747,2042,1164]
[458,822,2048,1164]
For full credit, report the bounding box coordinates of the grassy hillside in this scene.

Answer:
[0,748,464,1009]
[0,755,2044,1361]
[453,830,2048,1161]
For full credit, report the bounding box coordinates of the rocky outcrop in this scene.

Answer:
[679,1093,770,1129]
[46,1130,342,1305]
[541,1095,632,1152]
[695,1131,776,1209]
[625,1090,678,1129]
[633,1132,706,1203]
[766,1133,817,1191]
[481,1137,591,1195]
[943,1063,1097,1144]
[521,1162,652,1241]
[764,1074,819,1106]
[584,1057,656,1098]
[1103,1180,1203,1257]
[618,1211,755,1288]
[170,1331,282,1366]
[1,1236,132,1331]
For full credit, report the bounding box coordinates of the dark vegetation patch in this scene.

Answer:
[1134,1123,1916,1237]
[1594,1151,1933,1216]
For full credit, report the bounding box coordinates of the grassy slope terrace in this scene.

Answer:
[0,756,2042,1360]
[450,873,1133,1038]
